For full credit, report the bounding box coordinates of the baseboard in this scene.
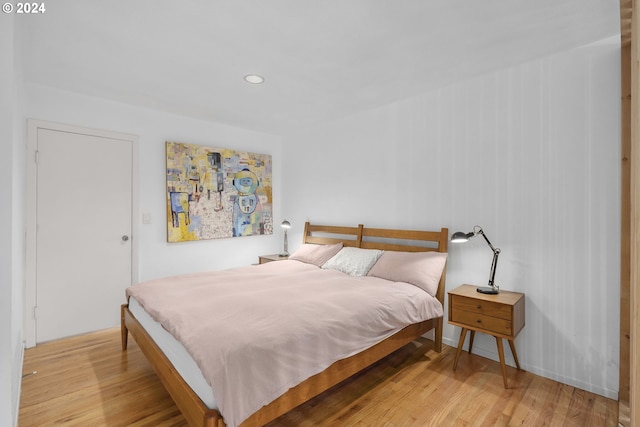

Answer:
[441,336,618,400]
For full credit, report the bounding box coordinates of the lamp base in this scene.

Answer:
[476,286,499,294]
[279,253,289,258]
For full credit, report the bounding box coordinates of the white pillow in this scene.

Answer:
[367,251,448,296]
[321,247,383,277]
[288,243,343,267]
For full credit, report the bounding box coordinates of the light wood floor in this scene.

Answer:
[19,328,618,427]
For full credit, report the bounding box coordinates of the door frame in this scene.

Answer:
[25,119,139,347]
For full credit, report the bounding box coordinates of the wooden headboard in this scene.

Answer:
[301,222,449,304]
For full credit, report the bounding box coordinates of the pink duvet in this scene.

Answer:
[126,260,443,427]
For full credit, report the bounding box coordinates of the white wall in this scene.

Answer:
[1,13,25,427]
[24,85,284,281]
[282,40,621,398]
[1,15,14,427]
[11,20,26,427]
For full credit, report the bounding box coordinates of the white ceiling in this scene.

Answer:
[18,0,620,135]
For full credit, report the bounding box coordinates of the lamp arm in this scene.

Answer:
[478,229,498,254]
[477,229,500,289]
[487,248,500,288]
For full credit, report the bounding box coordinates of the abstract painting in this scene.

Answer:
[166,141,273,242]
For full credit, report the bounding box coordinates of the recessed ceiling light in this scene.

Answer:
[244,74,265,84]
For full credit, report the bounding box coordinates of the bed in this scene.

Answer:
[121,222,449,427]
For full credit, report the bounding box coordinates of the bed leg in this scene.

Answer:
[121,304,129,350]
[434,317,443,353]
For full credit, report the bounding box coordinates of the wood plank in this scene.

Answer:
[631,0,640,424]
[620,37,632,419]
[20,328,618,426]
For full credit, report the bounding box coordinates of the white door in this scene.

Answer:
[27,121,137,344]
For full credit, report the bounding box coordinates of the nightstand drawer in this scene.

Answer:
[450,295,512,320]
[450,310,513,336]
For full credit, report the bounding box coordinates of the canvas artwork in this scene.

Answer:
[166,141,273,242]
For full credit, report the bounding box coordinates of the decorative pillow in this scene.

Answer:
[321,247,383,277]
[367,251,448,297]
[288,243,343,267]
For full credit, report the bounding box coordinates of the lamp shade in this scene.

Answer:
[281,220,291,229]
[451,231,474,243]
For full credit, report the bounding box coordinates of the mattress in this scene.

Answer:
[128,296,217,409]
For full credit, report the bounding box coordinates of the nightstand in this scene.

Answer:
[258,254,288,264]
[448,284,525,388]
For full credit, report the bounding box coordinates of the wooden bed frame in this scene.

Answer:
[121,222,448,427]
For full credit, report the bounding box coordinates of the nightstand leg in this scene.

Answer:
[453,328,468,370]
[495,337,508,388]
[468,330,475,354]
[508,339,521,370]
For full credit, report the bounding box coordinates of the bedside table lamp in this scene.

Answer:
[280,220,291,257]
[451,226,501,294]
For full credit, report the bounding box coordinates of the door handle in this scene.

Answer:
[122,235,130,242]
